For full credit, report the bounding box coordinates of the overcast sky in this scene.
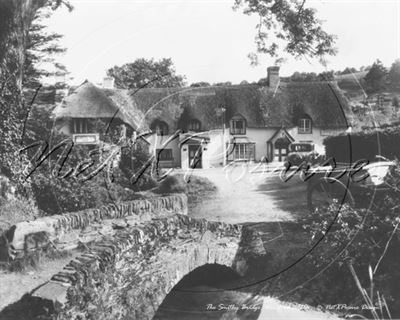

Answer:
[45,0,400,85]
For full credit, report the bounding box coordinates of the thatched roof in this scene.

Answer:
[54,80,351,133]
[126,82,350,131]
[52,81,145,130]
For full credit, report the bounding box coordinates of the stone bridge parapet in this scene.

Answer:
[25,214,248,319]
[1,194,187,259]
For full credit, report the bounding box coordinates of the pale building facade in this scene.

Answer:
[53,67,351,169]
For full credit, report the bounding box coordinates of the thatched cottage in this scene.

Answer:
[53,67,351,169]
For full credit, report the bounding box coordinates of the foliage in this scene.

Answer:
[233,0,337,61]
[23,105,54,147]
[324,126,400,163]
[23,8,68,89]
[0,0,70,186]
[107,58,186,89]
[29,143,140,215]
[289,71,335,82]
[214,81,233,86]
[339,67,358,75]
[154,175,186,194]
[153,174,217,206]
[317,70,334,81]
[392,96,399,109]
[190,82,211,87]
[0,196,39,234]
[260,163,400,318]
[290,72,318,82]
[364,59,387,93]
[55,241,159,320]
[118,139,158,192]
[388,59,400,86]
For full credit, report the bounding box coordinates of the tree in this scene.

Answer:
[0,0,71,185]
[106,58,185,89]
[364,59,387,93]
[318,70,334,81]
[290,71,318,82]
[190,82,211,87]
[234,0,337,61]
[389,59,400,86]
[24,8,68,89]
[392,96,399,109]
[340,67,358,75]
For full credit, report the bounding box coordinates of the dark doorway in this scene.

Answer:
[274,137,290,162]
[188,144,202,169]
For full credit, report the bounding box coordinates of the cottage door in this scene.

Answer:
[188,144,202,169]
[274,137,290,162]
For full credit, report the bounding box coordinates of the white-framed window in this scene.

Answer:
[188,119,201,131]
[230,116,246,135]
[233,143,255,160]
[298,117,312,134]
[72,118,90,134]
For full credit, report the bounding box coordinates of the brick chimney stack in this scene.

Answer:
[267,66,280,88]
[102,76,115,89]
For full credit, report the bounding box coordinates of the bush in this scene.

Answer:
[29,143,142,215]
[324,125,400,163]
[118,139,159,192]
[154,175,186,194]
[153,174,217,206]
[0,197,39,234]
[268,162,400,318]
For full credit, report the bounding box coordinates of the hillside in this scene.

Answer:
[335,73,400,131]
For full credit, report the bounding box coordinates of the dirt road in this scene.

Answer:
[187,164,309,223]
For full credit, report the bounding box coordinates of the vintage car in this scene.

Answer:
[287,142,320,166]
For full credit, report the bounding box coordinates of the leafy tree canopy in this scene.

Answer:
[24,8,68,89]
[364,59,387,93]
[289,70,334,82]
[190,82,211,87]
[234,0,337,62]
[389,59,400,85]
[339,67,358,75]
[0,0,71,184]
[107,58,186,89]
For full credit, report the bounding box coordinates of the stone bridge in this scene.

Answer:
[0,194,266,320]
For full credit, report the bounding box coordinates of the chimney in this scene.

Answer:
[267,66,280,88]
[102,76,115,89]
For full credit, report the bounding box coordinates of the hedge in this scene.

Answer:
[324,125,400,163]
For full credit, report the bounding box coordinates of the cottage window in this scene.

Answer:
[151,120,169,136]
[298,117,312,134]
[188,119,201,131]
[230,116,246,135]
[72,118,90,134]
[156,149,173,161]
[233,143,255,160]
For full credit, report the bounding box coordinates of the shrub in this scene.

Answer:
[267,162,400,318]
[324,125,400,163]
[29,143,142,215]
[153,174,217,206]
[154,175,186,194]
[118,139,159,192]
[0,197,39,234]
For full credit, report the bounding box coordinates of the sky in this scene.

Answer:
[44,0,400,86]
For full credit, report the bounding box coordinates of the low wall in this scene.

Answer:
[27,214,243,319]
[2,194,187,257]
